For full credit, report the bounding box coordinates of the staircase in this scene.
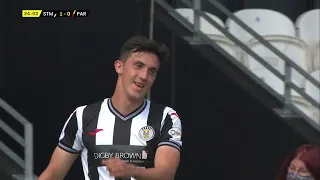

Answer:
[0,98,37,180]
[0,149,24,180]
[152,0,320,143]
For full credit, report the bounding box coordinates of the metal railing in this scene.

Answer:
[153,0,320,130]
[147,0,156,100]
[0,97,34,180]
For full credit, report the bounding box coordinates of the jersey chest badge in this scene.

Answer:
[138,125,155,141]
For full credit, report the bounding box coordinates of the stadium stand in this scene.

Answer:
[226,9,308,91]
[173,6,320,126]
[175,8,239,60]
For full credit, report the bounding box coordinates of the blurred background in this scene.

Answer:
[1,0,320,179]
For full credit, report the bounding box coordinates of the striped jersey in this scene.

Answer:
[58,98,182,180]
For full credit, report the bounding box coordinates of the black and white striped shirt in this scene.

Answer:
[58,98,182,180]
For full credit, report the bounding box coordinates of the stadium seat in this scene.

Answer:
[292,99,319,126]
[246,59,302,99]
[311,43,320,71]
[293,70,320,126]
[246,36,309,89]
[305,70,320,104]
[175,8,240,60]
[295,9,320,71]
[226,9,296,43]
[226,9,309,90]
[295,9,320,46]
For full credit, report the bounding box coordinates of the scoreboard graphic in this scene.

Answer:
[22,10,90,18]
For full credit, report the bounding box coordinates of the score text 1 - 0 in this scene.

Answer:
[22,10,90,18]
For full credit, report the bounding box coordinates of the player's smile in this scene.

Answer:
[134,82,145,89]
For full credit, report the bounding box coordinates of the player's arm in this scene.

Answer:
[39,108,84,180]
[133,108,182,180]
[38,147,78,180]
[132,146,180,180]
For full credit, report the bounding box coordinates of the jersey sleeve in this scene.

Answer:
[158,107,182,151]
[58,107,84,154]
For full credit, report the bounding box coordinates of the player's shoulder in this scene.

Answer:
[74,98,106,112]
[148,100,179,118]
[148,100,172,111]
[72,98,107,122]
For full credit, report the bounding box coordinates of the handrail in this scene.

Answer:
[0,97,34,179]
[154,0,319,130]
[156,0,320,109]
[171,0,320,110]
[0,98,31,125]
[0,118,25,146]
[191,2,320,109]
[0,141,24,168]
[147,0,155,100]
[207,0,320,89]
[154,1,286,90]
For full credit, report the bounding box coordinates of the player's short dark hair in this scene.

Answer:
[119,35,170,64]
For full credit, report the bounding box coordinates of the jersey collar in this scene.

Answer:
[107,98,147,121]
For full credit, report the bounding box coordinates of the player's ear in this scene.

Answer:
[114,60,123,74]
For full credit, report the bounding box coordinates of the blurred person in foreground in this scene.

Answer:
[276,144,320,180]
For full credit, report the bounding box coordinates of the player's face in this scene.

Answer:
[287,158,312,177]
[116,51,160,101]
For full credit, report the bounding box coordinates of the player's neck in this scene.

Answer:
[111,91,144,116]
